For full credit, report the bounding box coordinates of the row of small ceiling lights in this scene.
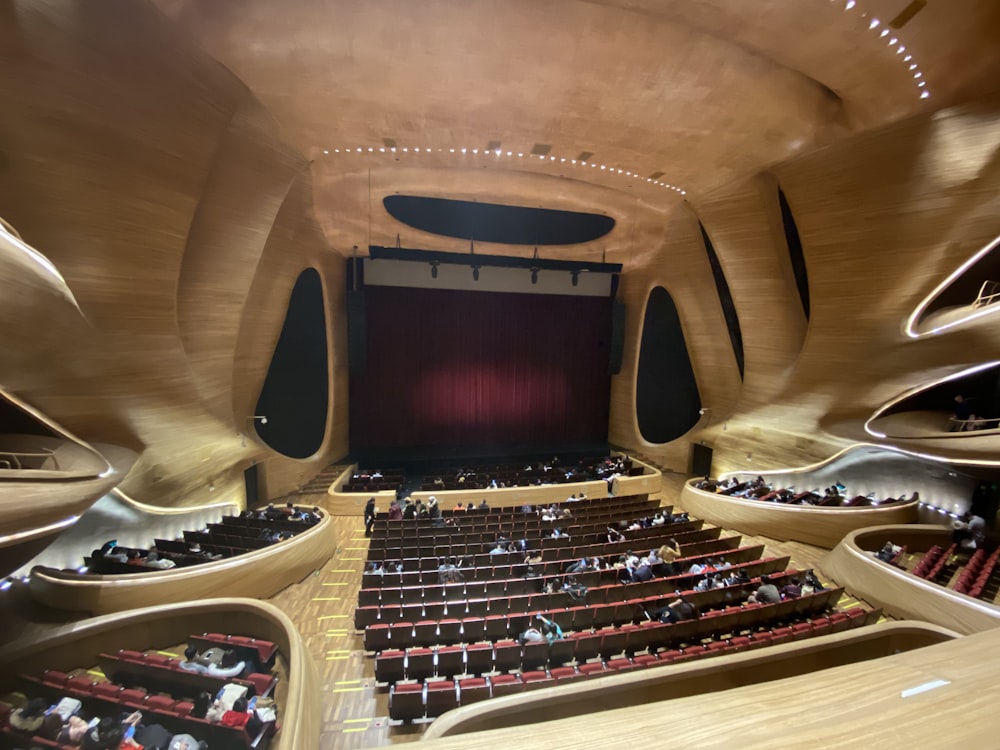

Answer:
[320,145,686,196]
[839,0,930,100]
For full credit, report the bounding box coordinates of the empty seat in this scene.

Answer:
[490,674,524,697]
[521,640,550,671]
[458,677,490,706]
[521,670,554,689]
[454,616,482,644]
[364,624,391,652]
[437,618,463,644]
[550,666,582,683]
[425,680,458,718]
[436,646,465,678]
[375,650,406,684]
[464,643,494,676]
[389,682,425,722]
[406,648,435,681]
[493,640,522,673]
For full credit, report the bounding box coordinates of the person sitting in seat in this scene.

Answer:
[780,576,802,599]
[8,697,49,734]
[875,542,902,563]
[143,549,176,569]
[562,575,588,603]
[631,557,655,583]
[607,526,626,543]
[179,646,245,678]
[747,575,781,605]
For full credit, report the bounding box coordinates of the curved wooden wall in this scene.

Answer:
[0,0,344,517]
[0,597,319,750]
[611,94,1000,478]
[424,620,955,739]
[821,524,1000,635]
[680,481,918,548]
[415,626,1000,748]
[27,512,336,615]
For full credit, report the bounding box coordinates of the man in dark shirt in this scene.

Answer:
[631,558,654,583]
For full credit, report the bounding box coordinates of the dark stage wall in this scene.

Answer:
[350,286,612,454]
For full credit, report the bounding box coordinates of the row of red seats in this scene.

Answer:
[357,552,783,630]
[374,585,841,681]
[366,522,710,573]
[370,494,659,536]
[373,499,669,549]
[17,672,266,750]
[102,650,275,698]
[360,540,762,607]
[363,567,801,651]
[361,532,737,590]
[913,543,956,580]
[387,606,874,721]
[954,547,999,597]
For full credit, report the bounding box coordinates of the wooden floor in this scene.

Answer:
[263,475,850,749]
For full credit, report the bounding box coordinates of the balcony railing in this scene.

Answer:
[972,280,1000,309]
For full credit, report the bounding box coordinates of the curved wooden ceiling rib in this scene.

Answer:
[175,100,305,425]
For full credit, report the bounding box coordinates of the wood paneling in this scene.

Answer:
[681,482,919,549]
[27,512,336,615]
[0,0,344,513]
[417,625,1000,749]
[425,621,956,739]
[821,524,1000,634]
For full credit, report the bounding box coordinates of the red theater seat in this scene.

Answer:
[458,677,490,705]
[490,674,524,697]
[389,682,425,722]
[425,680,458,718]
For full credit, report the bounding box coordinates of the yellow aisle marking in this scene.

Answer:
[87,670,104,677]
[336,680,361,684]
[343,718,370,723]
[340,557,362,561]
[334,687,364,693]
[322,582,348,586]
[343,727,369,732]
[318,614,343,621]
[312,596,342,601]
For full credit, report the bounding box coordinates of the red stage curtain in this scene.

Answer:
[350,287,611,452]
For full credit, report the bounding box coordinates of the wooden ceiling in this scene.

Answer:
[152,0,1000,260]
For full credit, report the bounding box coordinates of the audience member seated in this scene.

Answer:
[178,645,247,678]
[562,576,588,602]
[875,542,902,563]
[8,696,48,734]
[780,576,802,599]
[747,574,781,604]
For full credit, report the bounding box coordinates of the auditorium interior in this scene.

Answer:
[2,0,1000,747]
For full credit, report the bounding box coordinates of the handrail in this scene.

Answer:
[972,280,1000,309]
[0,447,59,470]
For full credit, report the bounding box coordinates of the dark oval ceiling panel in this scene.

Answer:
[383,195,615,245]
